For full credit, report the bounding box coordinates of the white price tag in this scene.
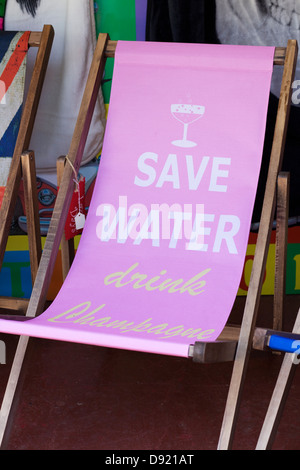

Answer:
[75,212,86,230]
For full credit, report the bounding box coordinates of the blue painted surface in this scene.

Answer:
[269,334,300,354]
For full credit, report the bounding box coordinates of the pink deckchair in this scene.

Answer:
[0,34,298,450]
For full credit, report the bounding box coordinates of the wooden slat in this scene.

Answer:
[191,340,237,364]
[217,325,241,342]
[190,324,299,364]
[21,151,42,284]
[218,39,298,450]
[274,47,286,65]
[56,156,75,280]
[0,297,29,314]
[28,32,42,47]
[0,27,54,448]
[273,172,289,331]
[105,42,286,63]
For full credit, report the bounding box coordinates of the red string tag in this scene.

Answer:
[64,176,86,240]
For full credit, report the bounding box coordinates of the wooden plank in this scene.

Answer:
[273,172,289,331]
[217,325,241,342]
[0,314,29,321]
[56,156,75,280]
[28,32,42,47]
[190,323,300,363]
[273,47,286,65]
[105,40,117,58]
[21,151,42,284]
[218,39,298,450]
[105,42,285,63]
[0,297,29,314]
[191,340,237,364]
[256,307,300,449]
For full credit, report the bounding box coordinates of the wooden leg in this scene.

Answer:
[0,335,30,448]
[256,307,300,450]
[273,172,289,331]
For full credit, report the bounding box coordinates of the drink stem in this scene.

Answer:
[183,123,189,142]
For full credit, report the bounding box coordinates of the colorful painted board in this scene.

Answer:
[0,30,29,195]
[0,0,6,30]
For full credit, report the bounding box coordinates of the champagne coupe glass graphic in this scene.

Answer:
[171,104,205,148]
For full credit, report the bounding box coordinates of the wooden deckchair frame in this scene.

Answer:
[217,39,298,450]
[0,34,297,449]
[0,25,54,312]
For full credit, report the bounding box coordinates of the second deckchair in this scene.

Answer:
[0,25,54,311]
[0,35,298,450]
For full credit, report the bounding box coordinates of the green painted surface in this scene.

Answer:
[95,0,137,103]
[0,0,6,18]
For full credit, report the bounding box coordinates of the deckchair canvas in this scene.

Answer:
[0,40,276,351]
[0,35,298,450]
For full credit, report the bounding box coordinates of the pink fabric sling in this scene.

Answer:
[0,41,274,358]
